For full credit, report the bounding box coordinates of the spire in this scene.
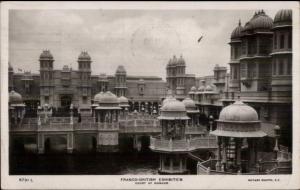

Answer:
[238,19,241,26]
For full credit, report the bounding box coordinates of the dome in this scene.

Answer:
[158,99,189,120]
[182,98,199,113]
[39,50,53,60]
[99,91,119,104]
[205,85,213,91]
[218,100,259,122]
[118,96,129,107]
[198,85,205,91]
[116,65,126,74]
[9,90,23,104]
[162,96,176,106]
[177,55,186,66]
[274,9,292,26]
[170,55,178,65]
[94,91,104,103]
[211,100,266,138]
[231,20,243,39]
[190,86,196,91]
[243,10,273,32]
[78,51,91,61]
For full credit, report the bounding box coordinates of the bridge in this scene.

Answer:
[10,114,214,154]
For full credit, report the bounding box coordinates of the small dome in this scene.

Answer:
[177,55,186,66]
[9,90,23,104]
[190,86,196,91]
[78,51,91,61]
[171,55,178,65]
[231,20,243,39]
[159,99,189,120]
[116,65,126,74]
[99,91,119,104]
[182,98,197,110]
[274,9,292,26]
[205,85,213,91]
[243,10,273,32]
[94,91,104,103]
[162,96,176,106]
[39,50,53,60]
[118,96,129,107]
[198,85,205,91]
[161,100,186,112]
[219,101,258,122]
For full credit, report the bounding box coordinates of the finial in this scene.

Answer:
[238,19,241,26]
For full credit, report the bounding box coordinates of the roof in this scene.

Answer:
[116,65,126,74]
[39,50,53,60]
[242,10,273,32]
[159,99,189,120]
[274,9,292,28]
[9,90,23,104]
[231,20,243,39]
[218,100,259,122]
[78,51,91,61]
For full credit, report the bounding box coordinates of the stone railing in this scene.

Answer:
[38,123,74,131]
[74,122,98,131]
[98,122,119,131]
[120,125,161,133]
[185,127,206,134]
[150,136,217,152]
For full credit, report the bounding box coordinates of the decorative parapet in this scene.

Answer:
[150,136,218,152]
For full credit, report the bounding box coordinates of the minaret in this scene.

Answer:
[39,50,54,106]
[114,65,127,97]
[77,51,92,107]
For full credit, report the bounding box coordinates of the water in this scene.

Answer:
[10,151,160,175]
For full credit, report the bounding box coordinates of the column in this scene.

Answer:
[236,138,242,172]
[215,136,222,171]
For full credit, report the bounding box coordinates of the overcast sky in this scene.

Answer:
[9,9,278,79]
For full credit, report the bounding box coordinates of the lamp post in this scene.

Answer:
[274,125,280,159]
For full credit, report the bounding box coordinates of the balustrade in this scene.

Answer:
[150,136,217,152]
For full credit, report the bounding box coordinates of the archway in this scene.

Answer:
[74,134,97,153]
[44,135,67,154]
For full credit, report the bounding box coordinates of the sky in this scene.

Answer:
[9,9,278,79]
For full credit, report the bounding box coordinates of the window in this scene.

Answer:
[279,59,284,75]
[288,33,292,49]
[240,63,247,78]
[44,96,49,104]
[280,34,285,49]
[234,66,238,79]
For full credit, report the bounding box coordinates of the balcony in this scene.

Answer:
[150,136,217,153]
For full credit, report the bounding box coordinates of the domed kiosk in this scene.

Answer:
[94,91,121,152]
[151,99,190,174]
[9,90,25,125]
[210,100,266,173]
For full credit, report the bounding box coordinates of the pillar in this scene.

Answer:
[37,133,44,154]
[215,136,222,171]
[236,138,242,172]
[67,133,74,154]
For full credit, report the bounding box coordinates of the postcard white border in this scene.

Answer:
[1,1,300,189]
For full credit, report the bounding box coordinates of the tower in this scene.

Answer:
[39,50,54,106]
[239,10,273,92]
[229,20,243,92]
[175,55,186,96]
[114,65,127,97]
[78,51,92,107]
[271,9,292,92]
